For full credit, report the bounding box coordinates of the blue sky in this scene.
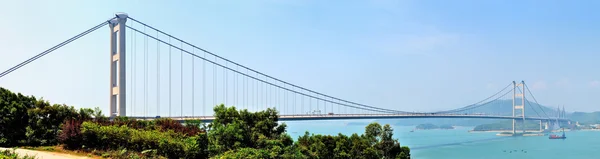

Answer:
[1,0,599,116]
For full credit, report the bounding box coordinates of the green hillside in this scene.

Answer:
[466,99,561,117]
[352,100,597,126]
[473,120,543,131]
[569,111,600,124]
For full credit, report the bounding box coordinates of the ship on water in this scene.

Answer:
[549,113,566,139]
[549,128,566,139]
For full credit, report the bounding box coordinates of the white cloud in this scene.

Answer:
[590,80,600,88]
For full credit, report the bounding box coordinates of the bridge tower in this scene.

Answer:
[109,13,128,117]
[512,81,526,134]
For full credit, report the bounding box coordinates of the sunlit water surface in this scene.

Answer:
[284,120,600,159]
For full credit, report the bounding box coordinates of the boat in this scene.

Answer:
[549,128,566,139]
[549,113,566,139]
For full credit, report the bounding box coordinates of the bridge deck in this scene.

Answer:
[127,114,570,123]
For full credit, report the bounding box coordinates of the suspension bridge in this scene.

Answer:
[0,13,569,134]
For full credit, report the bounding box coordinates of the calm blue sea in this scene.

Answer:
[284,120,600,159]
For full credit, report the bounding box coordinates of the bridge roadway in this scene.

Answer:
[126,113,571,123]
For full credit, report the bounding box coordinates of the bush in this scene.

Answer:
[215,148,271,159]
[0,149,36,159]
[80,121,208,159]
[295,123,411,159]
[2,86,412,159]
[57,120,83,149]
[25,102,88,146]
[0,87,94,147]
[0,88,37,146]
[155,118,203,136]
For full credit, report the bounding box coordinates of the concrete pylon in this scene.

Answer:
[109,13,128,117]
[512,81,526,135]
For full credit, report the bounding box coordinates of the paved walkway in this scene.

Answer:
[0,148,90,159]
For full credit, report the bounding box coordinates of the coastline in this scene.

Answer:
[468,130,543,133]
[415,128,455,130]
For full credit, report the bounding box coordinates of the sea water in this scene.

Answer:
[284,120,600,159]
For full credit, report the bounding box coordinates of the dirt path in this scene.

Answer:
[0,148,91,159]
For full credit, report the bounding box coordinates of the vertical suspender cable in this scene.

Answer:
[236,66,238,106]
[144,26,148,117]
[256,72,258,111]
[275,81,281,114]
[130,23,134,116]
[294,89,297,115]
[284,85,287,114]
[301,91,304,115]
[309,97,312,115]
[169,37,172,117]
[192,48,195,117]
[203,49,206,116]
[180,42,183,118]
[213,56,216,107]
[244,70,247,110]
[266,77,268,110]
[133,25,137,117]
[223,62,226,105]
[157,31,160,116]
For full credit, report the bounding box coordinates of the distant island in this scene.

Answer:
[415,123,454,130]
[472,121,543,131]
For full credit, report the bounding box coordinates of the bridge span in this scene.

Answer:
[0,13,573,135]
[127,114,571,123]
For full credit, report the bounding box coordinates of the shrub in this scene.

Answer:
[155,118,203,136]
[80,122,208,159]
[215,148,271,159]
[0,88,37,146]
[0,149,36,159]
[110,117,153,130]
[57,119,83,149]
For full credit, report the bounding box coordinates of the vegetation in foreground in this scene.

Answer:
[0,149,36,159]
[0,87,410,158]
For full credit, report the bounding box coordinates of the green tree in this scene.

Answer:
[207,104,292,157]
[0,88,37,146]
[295,122,410,159]
[365,123,383,145]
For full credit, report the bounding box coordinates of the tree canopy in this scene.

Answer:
[1,87,410,158]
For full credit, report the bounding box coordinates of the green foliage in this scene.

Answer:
[1,87,411,158]
[0,87,93,146]
[25,102,90,146]
[88,148,167,159]
[207,104,291,156]
[0,149,36,159]
[79,121,208,159]
[155,118,203,136]
[0,88,36,146]
[214,148,271,159]
[296,123,410,159]
[57,119,83,149]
